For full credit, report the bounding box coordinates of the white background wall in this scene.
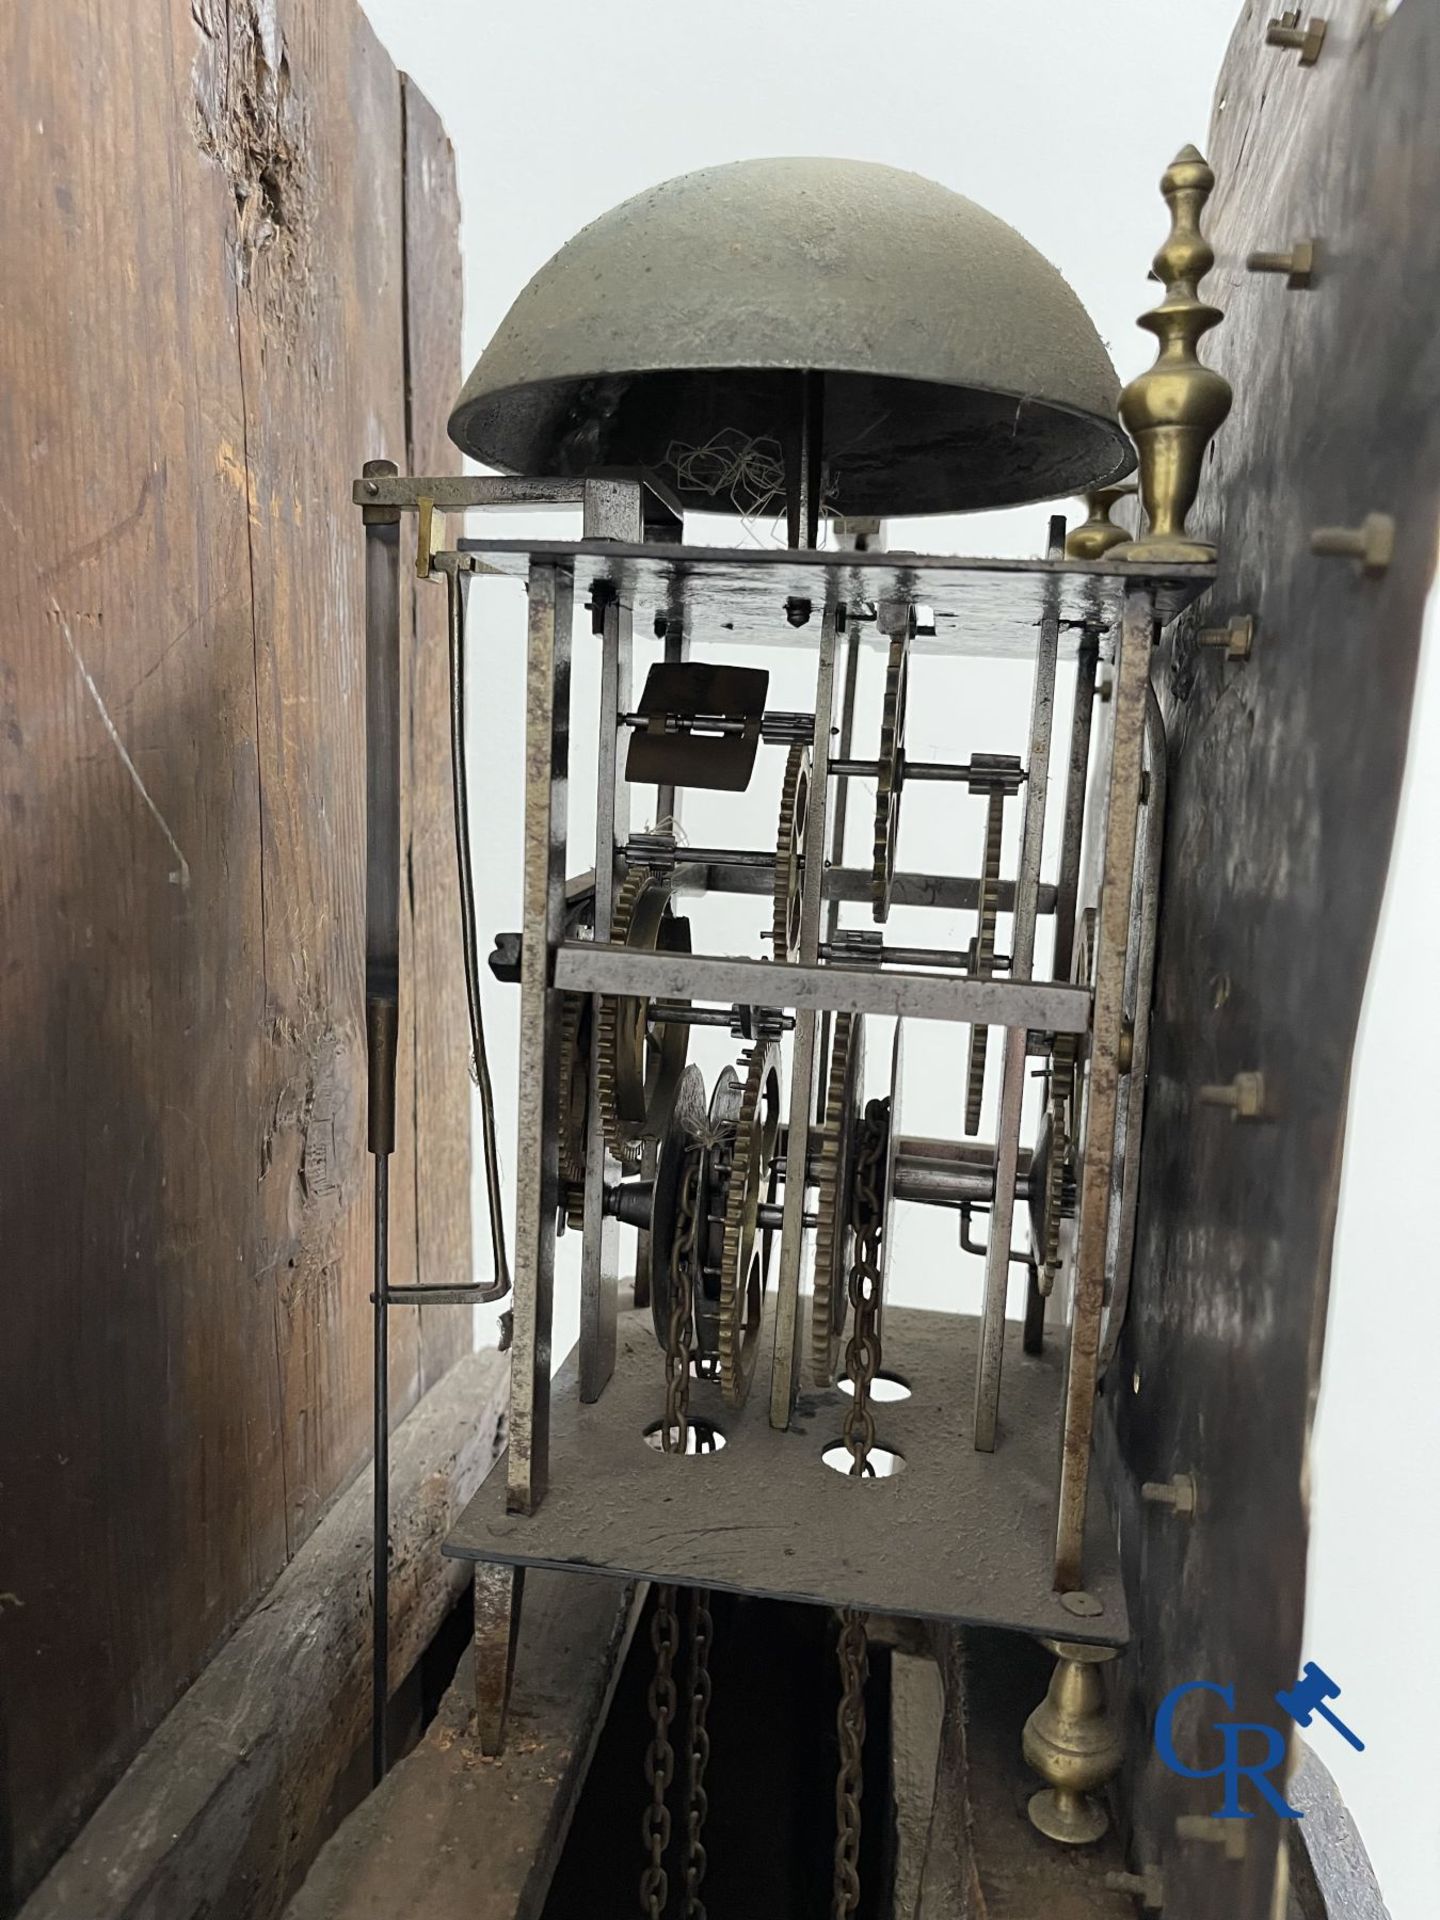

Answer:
[361,5,1437,1911]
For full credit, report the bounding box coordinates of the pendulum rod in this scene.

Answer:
[448,569,511,1299]
[362,459,401,1785]
[374,570,514,1309]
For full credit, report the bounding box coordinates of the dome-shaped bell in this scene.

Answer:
[449,157,1134,518]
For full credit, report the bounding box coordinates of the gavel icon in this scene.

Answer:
[1274,1662,1365,1752]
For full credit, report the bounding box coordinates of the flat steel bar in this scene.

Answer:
[769,604,840,1428]
[579,596,631,1400]
[828,868,1054,915]
[506,562,574,1515]
[380,1284,493,1306]
[554,944,1091,1032]
[635,623,687,1315]
[356,474,595,510]
[1052,631,1100,979]
[973,557,1062,1452]
[1054,587,1154,1587]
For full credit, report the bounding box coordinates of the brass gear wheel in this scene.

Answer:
[595,866,691,1169]
[871,630,909,922]
[1027,1035,1077,1296]
[1027,933,1081,1289]
[811,1010,866,1387]
[963,785,1006,1134]
[772,742,811,961]
[717,1039,783,1408]
[557,992,591,1186]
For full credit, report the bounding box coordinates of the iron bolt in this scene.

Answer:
[1265,10,1326,62]
[1196,614,1255,661]
[1175,1814,1247,1860]
[1310,513,1395,575]
[1246,240,1316,287]
[1104,1867,1165,1911]
[1142,1472,1197,1516]
[1198,1071,1267,1121]
[1059,1589,1104,1619]
[785,596,812,628]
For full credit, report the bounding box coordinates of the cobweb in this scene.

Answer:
[663,428,838,545]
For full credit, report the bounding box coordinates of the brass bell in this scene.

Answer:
[450,157,1134,519]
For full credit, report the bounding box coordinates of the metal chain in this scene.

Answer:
[641,1586,680,1918]
[641,1154,709,1917]
[832,1607,870,1919]
[833,1097,888,1918]
[663,1148,703,1452]
[841,1098,890,1476]
[682,1588,714,1919]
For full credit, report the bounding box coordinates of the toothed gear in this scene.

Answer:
[772,742,811,961]
[594,865,690,1169]
[871,631,909,922]
[811,1011,866,1387]
[717,1040,783,1408]
[1043,1034,1077,1292]
[562,1181,586,1232]
[963,785,1006,1134]
[557,992,591,1185]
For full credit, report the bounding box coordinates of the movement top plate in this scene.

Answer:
[453,538,1214,656]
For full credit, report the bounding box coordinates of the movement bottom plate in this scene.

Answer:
[445,1307,1128,1647]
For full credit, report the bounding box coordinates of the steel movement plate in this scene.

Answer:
[446,1307,1129,1646]
[454,538,1213,655]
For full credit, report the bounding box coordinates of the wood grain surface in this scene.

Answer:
[1095,4,1439,1915]
[0,5,469,1905]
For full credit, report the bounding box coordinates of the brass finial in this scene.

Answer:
[1112,147,1231,566]
[1022,1639,1123,1845]
[1066,482,1137,560]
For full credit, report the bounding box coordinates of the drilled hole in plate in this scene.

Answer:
[836,1371,911,1404]
[644,1417,727,1456]
[822,1441,906,1479]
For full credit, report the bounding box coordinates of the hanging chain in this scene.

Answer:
[663,1148,703,1451]
[841,1098,890,1476]
[833,1607,870,1919]
[641,1151,710,1917]
[641,1587,680,1918]
[833,1097,889,1918]
[682,1588,714,1919]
